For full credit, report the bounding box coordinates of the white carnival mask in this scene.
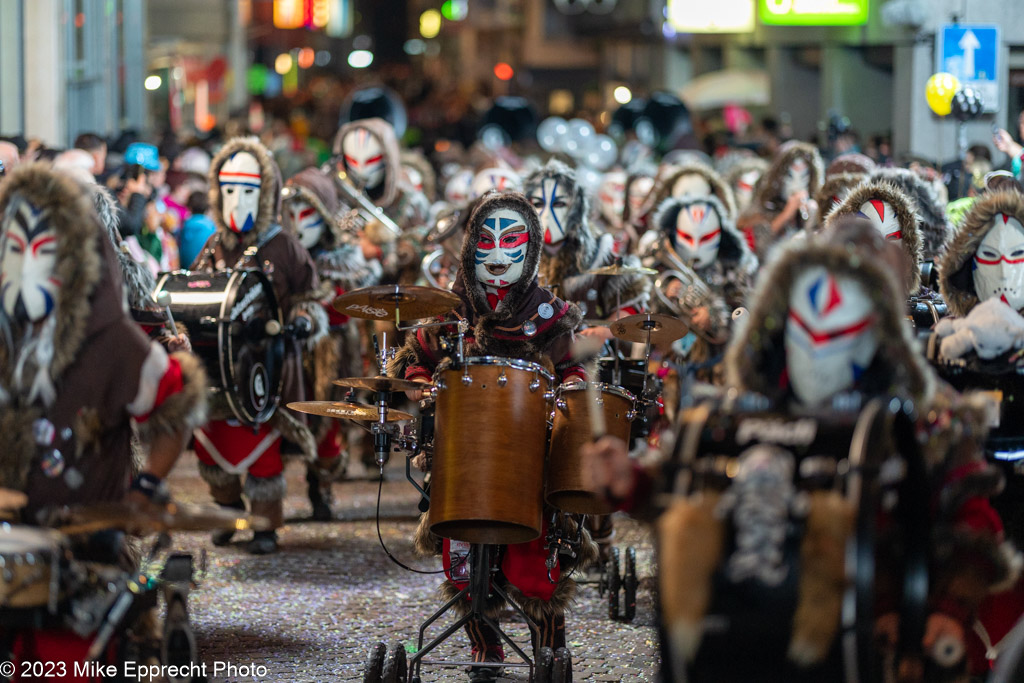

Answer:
[474,208,530,288]
[673,202,721,269]
[445,169,475,205]
[218,151,262,234]
[0,196,60,323]
[286,198,325,250]
[403,165,424,193]
[597,172,626,230]
[341,128,385,189]
[528,178,572,249]
[671,172,712,199]
[785,266,878,407]
[781,158,810,200]
[471,167,521,198]
[857,198,902,243]
[974,214,1024,311]
[627,176,655,222]
[734,169,761,211]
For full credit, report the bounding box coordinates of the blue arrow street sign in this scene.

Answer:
[938,24,1000,113]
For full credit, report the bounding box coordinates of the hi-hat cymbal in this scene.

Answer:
[57,502,269,536]
[332,284,461,320]
[585,263,658,277]
[288,401,414,422]
[0,488,27,511]
[332,376,426,393]
[611,313,691,345]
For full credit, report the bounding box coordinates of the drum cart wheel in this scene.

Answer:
[381,642,408,683]
[623,547,638,623]
[162,595,199,683]
[606,547,621,621]
[552,647,572,683]
[363,641,387,683]
[535,646,554,683]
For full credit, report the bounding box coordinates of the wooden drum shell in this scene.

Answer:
[430,359,552,545]
[546,384,634,515]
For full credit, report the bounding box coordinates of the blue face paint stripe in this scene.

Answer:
[508,250,525,263]
[551,178,564,234]
[484,218,498,230]
[39,288,55,315]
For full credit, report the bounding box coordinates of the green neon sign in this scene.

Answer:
[759,0,869,26]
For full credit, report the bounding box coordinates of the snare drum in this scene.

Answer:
[430,357,554,545]
[547,383,636,514]
[0,525,65,609]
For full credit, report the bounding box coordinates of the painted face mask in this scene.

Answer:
[286,199,325,250]
[218,151,261,234]
[471,167,521,198]
[474,208,529,288]
[0,196,60,323]
[734,170,761,211]
[403,166,424,194]
[445,169,475,205]
[528,178,572,249]
[627,176,655,223]
[597,172,626,230]
[341,128,385,189]
[673,202,721,269]
[785,266,878,407]
[671,173,712,199]
[857,198,902,243]
[973,214,1024,310]
[781,158,810,200]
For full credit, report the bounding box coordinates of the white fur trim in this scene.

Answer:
[127,342,170,417]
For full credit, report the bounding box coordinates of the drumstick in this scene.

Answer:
[584,359,606,440]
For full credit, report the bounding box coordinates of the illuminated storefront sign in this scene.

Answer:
[667,0,756,33]
[759,0,869,26]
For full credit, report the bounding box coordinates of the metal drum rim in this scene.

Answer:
[555,381,636,404]
[444,355,556,383]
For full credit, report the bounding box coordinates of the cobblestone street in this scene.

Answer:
[166,454,660,682]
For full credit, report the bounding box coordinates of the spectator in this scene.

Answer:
[993,110,1024,180]
[0,141,19,173]
[178,190,216,268]
[74,132,108,179]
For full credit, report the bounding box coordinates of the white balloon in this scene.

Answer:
[537,116,568,153]
[576,166,603,196]
[479,124,509,151]
[584,134,618,171]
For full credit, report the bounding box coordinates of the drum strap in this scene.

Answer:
[194,427,281,474]
[230,224,284,270]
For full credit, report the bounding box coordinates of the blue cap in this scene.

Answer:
[124,142,160,171]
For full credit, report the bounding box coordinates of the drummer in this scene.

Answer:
[584,219,1014,681]
[0,163,207,523]
[389,191,596,681]
[191,137,327,555]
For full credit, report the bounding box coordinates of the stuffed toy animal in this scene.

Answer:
[934,298,1024,360]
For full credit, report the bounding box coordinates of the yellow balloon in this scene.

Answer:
[925,72,960,117]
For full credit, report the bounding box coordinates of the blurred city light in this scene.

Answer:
[144,75,163,91]
[274,53,294,75]
[613,86,632,104]
[297,47,315,69]
[404,39,426,56]
[353,34,372,50]
[273,0,304,29]
[494,63,514,81]
[420,10,442,39]
[441,0,468,21]
[348,50,374,69]
[310,0,331,28]
[667,0,755,33]
[315,50,332,66]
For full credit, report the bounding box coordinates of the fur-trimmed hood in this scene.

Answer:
[724,157,769,212]
[814,173,867,226]
[652,193,757,277]
[457,191,544,316]
[650,162,738,221]
[725,225,933,406]
[0,163,121,398]
[825,180,923,294]
[208,136,283,252]
[752,141,824,213]
[332,117,402,208]
[88,183,157,316]
[283,167,346,251]
[400,150,437,202]
[523,159,596,288]
[939,190,1024,317]
[869,167,951,260]
[826,153,875,178]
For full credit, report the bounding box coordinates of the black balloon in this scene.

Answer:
[479,96,539,143]
[951,86,984,122]
[634,91,692,153]
[339,86,408,137]
[608,98,647,139]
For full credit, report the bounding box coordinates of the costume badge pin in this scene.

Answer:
[537,302,554,320]
[32,419,55,446]
[523,320,537,337]
[41,449,65,478]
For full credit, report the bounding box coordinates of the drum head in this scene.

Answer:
[220,270,284,426]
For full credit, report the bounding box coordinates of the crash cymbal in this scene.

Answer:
[332,376,426,393]
[610,313,690,345]
[332,284,461,320]
[585,263,658,277]
[57,502,269,536]
[0,488,27,511]
[287,401,414,422]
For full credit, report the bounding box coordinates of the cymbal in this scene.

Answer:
[585,263,658,277]
[332,376,426,393]
[611,313,690,345]
[57,502,269,536]
[332,284,461,320]
[0,488,27,511]
[288,401,414,422]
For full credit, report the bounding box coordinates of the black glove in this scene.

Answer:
[288,315,312,340]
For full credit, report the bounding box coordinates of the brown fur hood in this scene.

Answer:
[652,193,757,277]
[939,190,1024,316]
[0,164,113,391]
[650,162,738,221]
[208,137,283,252]
[826,153,876,177]
[725,228,933,405]
[869,167,951,259]
[825,180,923,294]
[752,141,824,213]
[283,167,346,250]
[400,150,437,202]
[332,117,402,208]
[813,172,867,225]
[523,159,596,288]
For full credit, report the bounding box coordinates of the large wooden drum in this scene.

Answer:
[430,357,554,545]
[0,525,66,609]
[546,382,635,514]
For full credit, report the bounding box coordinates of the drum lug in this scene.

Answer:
[461,373,473,386]
[544,390,556,402]
[530,379,541,393]
[497,372,508,388]
[626,409,636,421]
[435,379,446,391]
[555,398,567,411]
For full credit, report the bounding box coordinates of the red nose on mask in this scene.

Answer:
[544,229,553,244]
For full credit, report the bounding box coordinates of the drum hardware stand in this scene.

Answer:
[407,543,537,683]
[544,514,582,584]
